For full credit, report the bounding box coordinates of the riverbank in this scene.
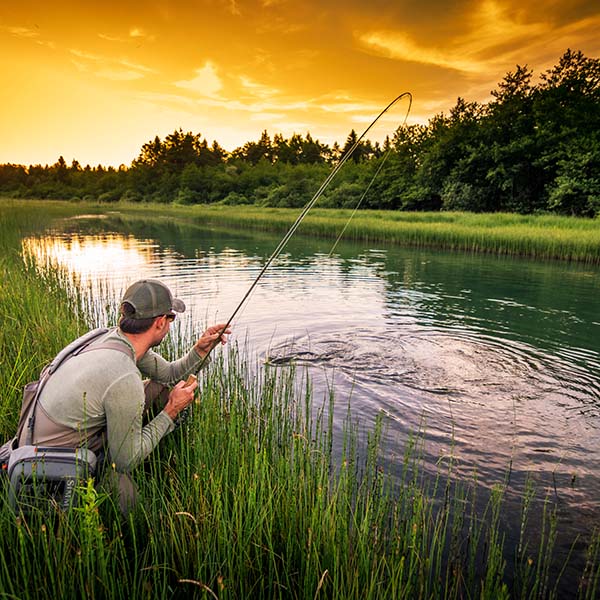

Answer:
[1,200,599,598]
[2,199,599,263]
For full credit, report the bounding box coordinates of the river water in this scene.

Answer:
[23,212,600,585]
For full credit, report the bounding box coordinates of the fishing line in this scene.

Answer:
[200,92,413,363]
[328,92,412,257]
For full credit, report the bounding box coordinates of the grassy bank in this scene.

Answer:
[0,201,94,434]
[2,198,600,263]
[112,202,600,264]
[1,200,600,598]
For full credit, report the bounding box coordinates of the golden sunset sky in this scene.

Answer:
[1,0,598,167]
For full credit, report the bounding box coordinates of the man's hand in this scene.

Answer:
[194,323,232,358]
[164,378,198,420]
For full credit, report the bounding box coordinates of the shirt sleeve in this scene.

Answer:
[136,347,207,384]
[103,372,175,472]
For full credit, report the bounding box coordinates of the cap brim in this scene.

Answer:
[172,298,186,313]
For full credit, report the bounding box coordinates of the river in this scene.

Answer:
[23,211,600,588]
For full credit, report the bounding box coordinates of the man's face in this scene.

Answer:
[151,314,175,347]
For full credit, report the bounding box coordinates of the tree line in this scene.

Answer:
[1,49,598,216]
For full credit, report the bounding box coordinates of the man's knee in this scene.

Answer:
[143,380,170,418]
[101,468,139,515]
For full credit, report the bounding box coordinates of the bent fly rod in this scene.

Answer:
[200,92,413,365]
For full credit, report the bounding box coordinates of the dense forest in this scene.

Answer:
[1,49,598,216]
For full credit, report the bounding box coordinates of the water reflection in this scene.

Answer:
[22,234,166,305]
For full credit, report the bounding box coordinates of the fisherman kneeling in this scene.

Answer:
[4,279,230,514]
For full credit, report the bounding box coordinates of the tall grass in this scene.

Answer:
[1,199,599,598]
[1,343,599,598]
[0,201,98,434]
[187,206,600,264]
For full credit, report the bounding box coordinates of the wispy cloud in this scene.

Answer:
[227,0,241,16]
[119,59,156,74]
[95,68,147,81]
[360,31,484,73]
[69,48,156,80]
[129,27,155,41]
[239,76,279,98]
[5,25,39,38]
[98,33,126,42]
[148,78,391,129]
[3,24,55,48]
[249,112,285,121]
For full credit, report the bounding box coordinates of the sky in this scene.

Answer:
[1,0,599,167]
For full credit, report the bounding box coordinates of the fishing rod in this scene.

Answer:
[199,91,413,365]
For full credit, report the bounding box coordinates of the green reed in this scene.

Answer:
[0,201,95,435]
[1,199,599,598]
[1,340,598,598]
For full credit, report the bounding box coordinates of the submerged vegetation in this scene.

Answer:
[1,183,600,598]
[1,49,599,217]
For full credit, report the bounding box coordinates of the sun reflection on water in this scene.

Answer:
[21,234,158,296]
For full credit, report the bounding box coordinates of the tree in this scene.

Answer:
[547,134,600,216]
[231,130,274,165]
[52,156,69,183]
[534,50,600,214]
[483,65,544,212]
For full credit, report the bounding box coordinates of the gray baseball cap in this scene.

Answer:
[121,279,186,319]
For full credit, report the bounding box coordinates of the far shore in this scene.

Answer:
[3,198,600,264]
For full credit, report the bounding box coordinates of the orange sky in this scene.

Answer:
[1,0,598,167]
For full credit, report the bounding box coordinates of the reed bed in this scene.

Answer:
[187,207,600,264]
[1,342,599,598]
[1,200,599,598]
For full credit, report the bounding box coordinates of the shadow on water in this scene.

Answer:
[28,211,600,592]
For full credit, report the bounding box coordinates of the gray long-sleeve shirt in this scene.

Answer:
[27,327,203,471]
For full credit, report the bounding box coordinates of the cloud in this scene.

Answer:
[358,0,548,74]
[174,62,223,97]
[239,76,279,98]
[69,49,156,80]
[70,49,101,61]
[227,0,241,16]
[319,100,382,113]
[360,31,484,73]
[119,59,156,74]
[249,112,285,121]
[95,68,146,81]
[98,33,126,42]
[129,27,155,41]
[2,24,55,48]
[5,25,39,38]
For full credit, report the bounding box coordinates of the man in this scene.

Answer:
[19,278,230,511]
